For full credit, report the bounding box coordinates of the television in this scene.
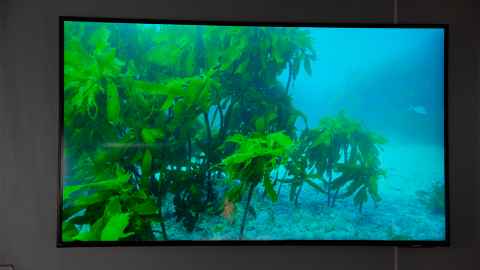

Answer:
[58,17,448,247]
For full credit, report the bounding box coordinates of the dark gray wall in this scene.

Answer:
[0,0,478,269]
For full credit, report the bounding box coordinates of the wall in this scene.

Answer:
[0,1,7,265]
[0,0,478,269]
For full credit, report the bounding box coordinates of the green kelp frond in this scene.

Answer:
[72,197,133,241]
[63,166,131,200]
[222,131,293,239]
[64,26,124,119]
[62,162,160,242]
[222,132,292,202]
[298,111,387,211]
[223,132,292,170]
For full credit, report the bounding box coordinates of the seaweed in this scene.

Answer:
[62,21,388,241]
[284,134,321,206]
[416,180,445,215]
[222,132,292,239]
[284,111,387,212]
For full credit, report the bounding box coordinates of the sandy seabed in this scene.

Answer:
[154,143,445,241]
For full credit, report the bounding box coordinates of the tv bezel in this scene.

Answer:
[57,16,449,248]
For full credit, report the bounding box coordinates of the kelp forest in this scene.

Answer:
[61,21,444,242]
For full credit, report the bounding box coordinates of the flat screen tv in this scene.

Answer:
[58,17,448,247]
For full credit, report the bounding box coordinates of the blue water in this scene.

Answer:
[285,28,444,145]
[283,28,446,240]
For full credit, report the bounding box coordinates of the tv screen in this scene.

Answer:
[59,17,447,246]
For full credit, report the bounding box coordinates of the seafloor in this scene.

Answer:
[154,142,445,241]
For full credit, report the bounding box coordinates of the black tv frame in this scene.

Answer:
[57,16,449,248]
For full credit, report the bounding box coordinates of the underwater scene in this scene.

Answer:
[61,21,446,242]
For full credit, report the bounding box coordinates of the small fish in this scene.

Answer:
[223,199,235,224]
[408,105,428,115]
